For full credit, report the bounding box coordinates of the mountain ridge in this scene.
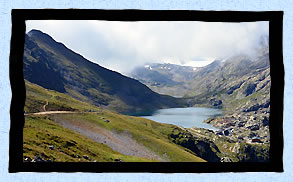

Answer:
[23,29,185,115]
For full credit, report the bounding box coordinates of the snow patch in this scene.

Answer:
[144,65,153,70]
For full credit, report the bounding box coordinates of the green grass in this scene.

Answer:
[24,115,155,162]
[25,81,102,113]
[24,81,206,162]
[57,112,206,162]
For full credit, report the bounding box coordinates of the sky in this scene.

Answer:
[26,20,269,74]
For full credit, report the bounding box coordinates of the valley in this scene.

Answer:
[23,30,185,116]
[23,81,207,162]
[23,29,270,163]
[130,45,271,146]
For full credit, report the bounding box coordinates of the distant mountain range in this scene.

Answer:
[129,63,199,97]
[130,44,270,148]
[23,30,184,115]
[130,63,199,84]
[130,46,270,112]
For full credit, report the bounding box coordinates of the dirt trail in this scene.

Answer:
[50,115,167,162]
[33,111,77,115]
[42,100,48,112]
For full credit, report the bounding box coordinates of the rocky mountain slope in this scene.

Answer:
[131,49,269,104]
[23,30,185,115]
[130,63,199,97]
[131,44,271,151]
[187,47,270,147]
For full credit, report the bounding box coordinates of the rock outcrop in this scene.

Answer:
[169,128,221,162]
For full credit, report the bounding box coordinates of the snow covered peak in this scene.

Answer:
[144,65,152,70]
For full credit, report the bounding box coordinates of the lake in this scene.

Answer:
[140,107,222,131]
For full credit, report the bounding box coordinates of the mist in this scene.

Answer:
[26,20,269,74]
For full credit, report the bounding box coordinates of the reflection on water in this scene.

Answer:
[140,107,222,131]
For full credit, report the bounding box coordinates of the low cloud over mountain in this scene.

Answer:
[26,21,269,73]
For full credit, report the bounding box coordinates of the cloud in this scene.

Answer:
[26,20,269,73]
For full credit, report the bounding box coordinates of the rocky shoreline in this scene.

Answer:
[184,100,271,162]
[205,109,270,144]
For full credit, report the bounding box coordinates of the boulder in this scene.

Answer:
[262,116,269,126]
[223,130,230,136]
[244,104,260,112]
[237,122,245,127]
[248,125,259,131]
[209,98,223,107]
[249,132,257,138]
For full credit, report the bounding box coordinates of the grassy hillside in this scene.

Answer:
[24,115,155,162]
[24,81,101,113]
[24,81,206,162]
[23,30,185,115]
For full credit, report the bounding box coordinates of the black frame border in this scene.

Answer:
[9,9,284,173]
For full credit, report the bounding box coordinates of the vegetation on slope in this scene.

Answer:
[24,115,155,162]
[23,30,185,115]
[24,80,100,113]
[24,81,206,162]
[52,112,206,162]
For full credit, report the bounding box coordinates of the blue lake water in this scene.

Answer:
[141,107,222,131]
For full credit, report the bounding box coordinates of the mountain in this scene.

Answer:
[186,51,270,108]
[23,30,185,115]
[131,63,198,84]
[130,46,270,147]
[187,50,270,146]
[130,63,199,97]
[131,49,270,111]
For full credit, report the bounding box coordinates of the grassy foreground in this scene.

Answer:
[24,81,206,162]
[24,115,155,162]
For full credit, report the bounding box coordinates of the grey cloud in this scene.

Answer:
[26,20,269,73]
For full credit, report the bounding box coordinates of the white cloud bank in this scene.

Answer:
[26,20,269,74]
